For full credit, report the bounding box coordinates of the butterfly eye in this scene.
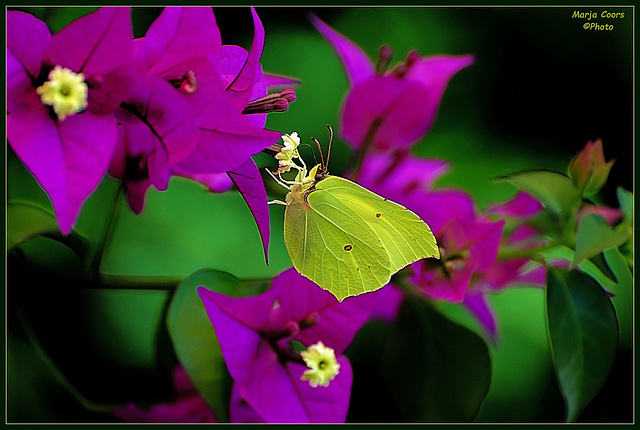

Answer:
[315,166,326,180]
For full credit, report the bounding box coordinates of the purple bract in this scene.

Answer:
[198,268,381,423]
[312,14,473,152]
[7,8,133,234]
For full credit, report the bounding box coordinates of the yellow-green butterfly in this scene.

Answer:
[269,127,439,302]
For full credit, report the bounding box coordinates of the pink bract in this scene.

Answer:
[198,268,380,422]
[312,14,473,151]
[7,8,133,234]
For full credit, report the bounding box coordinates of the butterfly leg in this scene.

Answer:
[265,168,292,191]
[268,199,287,206]
[276,171,305,186]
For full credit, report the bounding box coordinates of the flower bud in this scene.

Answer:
[168,70,198,94]
[243,89,297,115]
[376,45,394,75]
[179,70,197,94]
[281,321,301,338]
[569,139,615,197]
[406,50,421,67]
[265,320,300,341]
[392,64,408,78]
[299,312,319,330]
[279,88,297,103]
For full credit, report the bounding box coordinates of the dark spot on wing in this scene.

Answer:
[344,244,352,251]
[376,213,381,218]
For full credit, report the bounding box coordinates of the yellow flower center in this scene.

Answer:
[300,341,340,388]
[36,66,88,120]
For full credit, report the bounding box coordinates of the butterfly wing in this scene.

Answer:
[284,187,392,302]
[316,176,440,273]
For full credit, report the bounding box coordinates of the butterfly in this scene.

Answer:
[269,126,439,302]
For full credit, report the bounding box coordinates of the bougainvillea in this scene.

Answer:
[199,268,380,422]
[7,8,133,234]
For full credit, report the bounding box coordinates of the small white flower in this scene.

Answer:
[300,341,340,388]
[282,132,301,151]
[275,132,301,173]
[36,66,88,120]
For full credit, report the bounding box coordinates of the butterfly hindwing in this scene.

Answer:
[316,176,440,272]
[285,187,392,301]
[283,172,439,302]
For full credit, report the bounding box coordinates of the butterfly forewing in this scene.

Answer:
[316,176,440,272]
[285,186,392,301]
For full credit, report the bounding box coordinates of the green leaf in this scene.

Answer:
[382,297,491,422]
[501,170,582,215]
[166,269,268,422]
[617,187,632,225]
[572,214,629,267]
[6,200,90,268]
[7,203,60,250]
[8,150,52,210]
[79,290,172,371]
[8,152,120,269]
[603,247,632,290]
[101,178,292,280]
[14,236,85,280]
[545,268,618,422]
[603,247,633,348]
[541,246,616,290]
[525,210,565,242]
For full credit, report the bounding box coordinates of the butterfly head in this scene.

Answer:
[303,164,323,184]
[314,164,328,181]
[271,126,334,189]
[311,124,334,181]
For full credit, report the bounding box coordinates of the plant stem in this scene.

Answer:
[90,182,123,281]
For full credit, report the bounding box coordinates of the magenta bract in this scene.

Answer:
[198,268,380,422]
[312,14,473,151]
[7,8,133,234]
[109,7,284,263]
[353,151,449,204]
[112,365,216,423]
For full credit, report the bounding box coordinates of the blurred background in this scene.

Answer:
[7,6,633,423]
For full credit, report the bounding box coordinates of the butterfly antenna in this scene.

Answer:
[311,136,326,172]
[297,143,318,166]
[325,124,334,170]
